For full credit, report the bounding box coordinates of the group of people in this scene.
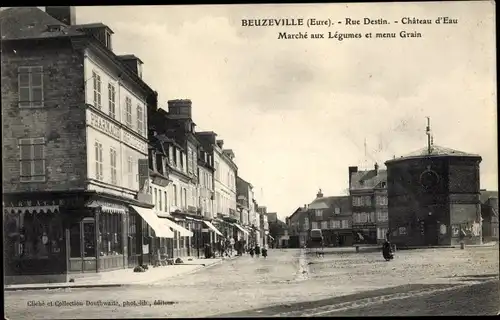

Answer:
[211,237,270,259]
[248,244,268,258]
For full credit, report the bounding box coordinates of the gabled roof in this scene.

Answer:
[0,7,83,40]
[386,145,481,164]
[350,169,387,191]
[288,207,304,221]
[308,196,350,212]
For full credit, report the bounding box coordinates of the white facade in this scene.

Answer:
[83,51,148,198]
[213,147,237,217]
[198,165,214,219]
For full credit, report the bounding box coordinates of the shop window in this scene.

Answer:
[11,211,63,259]
[83,221,96,258]
[99,213,123,256]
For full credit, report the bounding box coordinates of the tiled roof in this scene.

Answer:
[387,145,480,163]
[308,196,350,212]
[0,7,83,40]
[350,169,387,191]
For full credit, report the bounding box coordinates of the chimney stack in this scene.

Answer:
[168,99,192,119]
[316,188,323,198]
[374,163,379,174]
[45,6,76,25]
[216,140,224,149]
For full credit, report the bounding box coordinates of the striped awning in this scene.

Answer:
[86,200,126,214]
[4,205,59,214]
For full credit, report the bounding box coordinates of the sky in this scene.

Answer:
[68,2,496,219]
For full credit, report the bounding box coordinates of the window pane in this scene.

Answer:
[21,160,32,176]
[33,144,44,159]
[19,87,30,102]
[20,145,32,159]
[31,72,42,86]
[33,160,45,175]
[19,73,30,86]
[32,87,43,102]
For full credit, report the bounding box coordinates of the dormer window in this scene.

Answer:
[137,63,143,79]
[105,30,112,50]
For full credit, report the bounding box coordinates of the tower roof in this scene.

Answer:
[386,145,481,164]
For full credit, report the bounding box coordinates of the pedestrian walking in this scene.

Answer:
[262,245,268,259]
[255,244,261,257]
[249,247,255,258]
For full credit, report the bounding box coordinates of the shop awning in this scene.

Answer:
[203,221,223,236]
[162,218,193,237]
[130,205,174,238]
[4,205,59,214]
[233,223,250,235]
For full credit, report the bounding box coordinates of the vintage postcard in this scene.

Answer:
[2,2,497,318]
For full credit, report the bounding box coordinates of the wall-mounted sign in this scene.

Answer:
[123,131,148,154]
[88,111,121,140]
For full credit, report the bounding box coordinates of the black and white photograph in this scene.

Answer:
[2,2,498,318]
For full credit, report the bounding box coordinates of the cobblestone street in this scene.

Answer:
[5,245,499,318]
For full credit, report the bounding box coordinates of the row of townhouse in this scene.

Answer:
[1,6,266,285]
[287,163,389,248]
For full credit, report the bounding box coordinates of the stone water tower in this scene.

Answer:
[385,118,482,247]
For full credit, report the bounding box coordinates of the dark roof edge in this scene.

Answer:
[385,153,482,165]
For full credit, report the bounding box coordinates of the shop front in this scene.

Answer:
[4,191,148,284]
[4,197,66,284]
[353,226,377,245]
[129,205,174,266]
[233,222,249,241]
[202,220,223,244]
[169,213,194,258]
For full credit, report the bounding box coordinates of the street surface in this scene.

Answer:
[5,245,499,318]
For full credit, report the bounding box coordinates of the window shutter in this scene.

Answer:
[138,158,149,192]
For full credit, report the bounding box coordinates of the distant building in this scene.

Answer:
[480,190,498,242]
[385,145,482,247]
[267,212,278,223]
[236,176,255,244]
[308,190,353,246]
[349,164,388,245]
[286,206,306,248]
[258,206,269,247]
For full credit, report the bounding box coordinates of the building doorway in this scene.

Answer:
[68,217,97,273]
[424,219,439,246]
